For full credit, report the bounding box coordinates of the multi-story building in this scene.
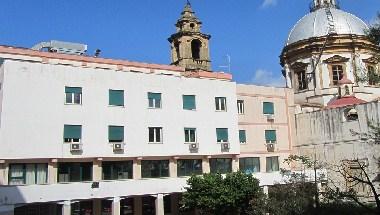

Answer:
[0,2,295,215]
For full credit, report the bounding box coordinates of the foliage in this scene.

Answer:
[180,171,266,215]
[367,13,380,45]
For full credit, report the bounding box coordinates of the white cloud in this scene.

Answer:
[261,0,278,8]
[250,69,285,87]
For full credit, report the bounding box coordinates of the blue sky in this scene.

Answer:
[0,0,378,86]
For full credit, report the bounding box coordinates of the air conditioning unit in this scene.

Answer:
[266,114,275,121]
[70,143,82,151]
[113,143,124,151]
[221,142,230,151]
[267,143,275,152]
[189,143,199,152]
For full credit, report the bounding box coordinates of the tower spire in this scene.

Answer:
[310,0,339,12]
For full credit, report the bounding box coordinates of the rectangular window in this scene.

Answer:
[239,130,247,144]
[65,87,82,104]
[63,125,82,143]
[239,158,260,174]
[183,95,196,110]
[148,127,163,143]
[141,160,169,178]
[368,65,377,85]
[216,128,229,143]
[263,102,274,115]
[215,97,227,111]
[237,100,244,114]
[8,163,48,185]
[297,70,307,90]
[332,65,344,85]
[148,92,161,108]
[58,162,92,182]
[266,156,279,172]
[108,126,124,143]
[265,130,277,143]
[177,159,202,177]
[109,89,124,106]
[210,158,232,174]
[184,128,196,143]
[102,161,133,180]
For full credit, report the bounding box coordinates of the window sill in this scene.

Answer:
[147,107,162,109]
[238,113,245,115]
[64,103,82,105]
[108,105,125,108]
[148,142,163,144]
[215,110,227,112]
[184,142,197,144]
[240,142,247,145]
[183,109,197,111]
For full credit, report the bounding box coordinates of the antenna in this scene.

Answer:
[219,54,231,73]
[186,0,191,6]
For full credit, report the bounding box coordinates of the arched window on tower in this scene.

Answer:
[174,42,180,61]
[191,39,201,60]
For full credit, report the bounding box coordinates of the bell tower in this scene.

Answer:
[168,1,211,71]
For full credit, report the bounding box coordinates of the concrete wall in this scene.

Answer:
[237,85,295,171]
[0,59,239,159]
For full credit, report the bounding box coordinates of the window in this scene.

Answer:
[108,126,124,143]
[141,160,169,178]
[239,130,247,144]
[237,100,244,114]
[8,163,47,185]
[332,65,344,85]
[63,125,82,143]
[148,92,161,108]
[263,102,274,115]
[368,65,377,85]
[296,70,307,90]
[102,161,133,180]
[177,159,202,176]
[184,128,196,143]
[265,130,277,143]
[210,158,232,174]
[191,39,201,59]
[266,157,279,172]
[216,128,229,143]
[183,95,196,110]
[215,97,227,111]
[148,127,163,143]
[65,87,82,104]
[239,158,260,174]
[58,162,92,182]
[109,90,124,106]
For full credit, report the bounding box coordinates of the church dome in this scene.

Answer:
[286,8,368,45]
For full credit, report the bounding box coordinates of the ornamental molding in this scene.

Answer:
[363,56,379,64]
[323,55,350,64]
[290,61,309,70]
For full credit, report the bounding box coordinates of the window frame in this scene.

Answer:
[108,125,124,143]
[237,100,244,114]
[183,95,196,110]
[215,97,227,111]
[216,128,229,143]
[239,157,260,174]
[63,125,82,143]
[148,127,163,144]
[367,65,377,85]
[148,92,162,109]
[209,158,232,174]
[177,159,203,177]
[102,161,133,180]
[296,70,307,91]
[331,64,344,86]
[239,130,247,144]
[141,160,170,178]
[57,162,93,183]
[263,102,274,115]
[65,86,82,105]
[109,89,125,107]
[184,128,197,143]
[266,156,279,172]
[265,130,277,144]
[8,163,48,185]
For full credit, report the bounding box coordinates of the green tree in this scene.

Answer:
[180,171,266,215]
[368,13,380,45]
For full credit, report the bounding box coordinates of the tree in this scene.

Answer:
[368,13,380,45]
[180,171,266,215]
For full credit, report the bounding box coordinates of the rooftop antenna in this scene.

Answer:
[219,54,231,73]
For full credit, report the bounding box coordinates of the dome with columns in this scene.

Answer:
[287,0,368,45]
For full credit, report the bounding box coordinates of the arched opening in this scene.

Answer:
[344,107,358,121]
[174,42,180,60]
[191,39,201,60]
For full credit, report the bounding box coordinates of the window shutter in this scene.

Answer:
[239,130,246,143]
[263,102,274,114]
[148,92,161,100]
[265,130,276,142]
[108,126,124,142]
[109,90,124,106]
[183,95,196,110]
[216,128,229,142]
[65,87,82,94]
[64,125,82,139]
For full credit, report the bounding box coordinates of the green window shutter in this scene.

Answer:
[148,92,161,100]
[65,87,82,94]
[239,130,246,143]
[216,128,229,142]
[265,130,276,142]
[64,125,82,139]
[109,90,124,106]
[148,92,161,107]
[263,102,274,114]
[108,126,124,142]
[183,95,196,110]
